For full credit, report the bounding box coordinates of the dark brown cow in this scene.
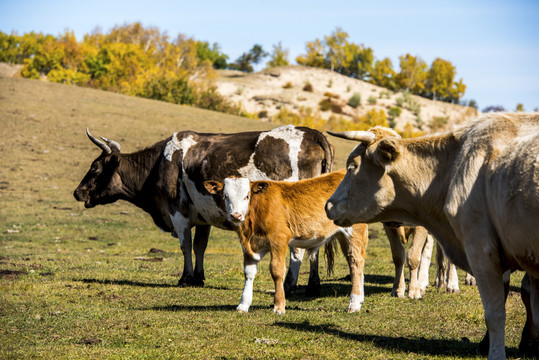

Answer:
[74,126,334,288]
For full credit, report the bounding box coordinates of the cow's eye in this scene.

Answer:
[347,164,357,172]
[245,195,250,201]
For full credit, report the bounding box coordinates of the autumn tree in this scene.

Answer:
[266,42,289,68]
[396,54,427,93]
[424,57,465,102]
[371,57,396,90]
[296,28,373,80]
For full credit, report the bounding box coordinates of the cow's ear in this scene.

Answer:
[204,181,223,194]
[373,139,400,165]
[252,182,269,194]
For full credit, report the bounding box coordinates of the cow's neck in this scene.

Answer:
[117,143,164,206]
[392,133,460,223]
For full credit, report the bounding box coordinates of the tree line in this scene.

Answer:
[0,23,475,118]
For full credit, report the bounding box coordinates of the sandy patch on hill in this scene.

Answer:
[216,66,478,132]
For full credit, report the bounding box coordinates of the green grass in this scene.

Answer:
[0,77,527,359]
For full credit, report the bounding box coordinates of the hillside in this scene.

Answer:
[216,66,478,132]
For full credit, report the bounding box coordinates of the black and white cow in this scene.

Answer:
[74,125,334,289]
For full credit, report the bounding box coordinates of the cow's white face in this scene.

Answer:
[223,177,251,223]
[326,139,398,226]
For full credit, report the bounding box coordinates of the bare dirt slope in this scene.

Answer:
[216,66,478,132]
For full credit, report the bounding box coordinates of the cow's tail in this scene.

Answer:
[319,132,335,174]
[324,237,337,277]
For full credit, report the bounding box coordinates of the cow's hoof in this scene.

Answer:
[391,290,405,298]
[176,276,204,287]
[305,284,321,297]
[236,305,249,313]
[518,339,539,358]
[273,307,285,315]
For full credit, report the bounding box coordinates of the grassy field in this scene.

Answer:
[0,77,527,359]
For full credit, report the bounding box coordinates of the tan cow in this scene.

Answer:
[325,112,539,359]
[204,170,369,314]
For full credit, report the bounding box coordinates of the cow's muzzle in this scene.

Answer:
[229,212,245,223]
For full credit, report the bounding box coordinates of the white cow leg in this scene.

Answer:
[284,246,305,296]
[170,212,194,286]
[418,234,434,295]
[446,263,460,293]
[192,225,211,286]
[237,252,262,313]
[518,272,539,357]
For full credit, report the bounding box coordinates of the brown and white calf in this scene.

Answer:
[204,170,368,314]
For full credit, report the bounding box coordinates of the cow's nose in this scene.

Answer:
[325,201,337,220]
[74,190,81,201]
[231,212,243,221]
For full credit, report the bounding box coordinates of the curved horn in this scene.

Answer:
[327,130,376,143]
[100,136,121,153]
[86,128,111,154]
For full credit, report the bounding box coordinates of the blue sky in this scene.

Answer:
[1,0,538,111]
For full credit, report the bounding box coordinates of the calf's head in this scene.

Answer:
[204,177,268,224]
[325,128,401,226]
[73,129,124,208]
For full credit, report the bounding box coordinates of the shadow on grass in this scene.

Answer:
[272,321,492,358]
[289,282,390,302]
[77,278,177,288]
[142,304,271,312]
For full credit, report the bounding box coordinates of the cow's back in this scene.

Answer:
[447,113,539,276]
[163,126,334,228]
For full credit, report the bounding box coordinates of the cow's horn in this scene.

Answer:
[327,130,376,143]
[86,128,112,154]
[100,136,121,153]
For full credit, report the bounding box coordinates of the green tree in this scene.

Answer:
[229,44,268,72]
[516,103,524,111]
[296,39,325,68]
[266,42,289,68]
[196,41,228,69]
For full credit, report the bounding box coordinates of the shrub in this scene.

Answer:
[282,81,293,89]
[303,82,313,92]
[367,96,377,105]
[330,102,343,114]
[430,116,449,131]
[379,90,392,99]
[323,91,339,99]
[388,106,402,119]
[348,93,361,108]
[258,110,268,118]
[319,98,331,111]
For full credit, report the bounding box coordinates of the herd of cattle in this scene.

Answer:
[74,112,538,360]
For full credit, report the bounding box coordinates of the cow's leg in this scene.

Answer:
[305,251,321,297]
[407,227,428,299]
[170,212,196,286]
[446,263,460,293]
[384,224,406,298]
[465,241,506,360]
[269,241,288,314]
[518,272,539,357]
[418,233,434,295]
[192,225,211,286]
[478,270,511,356]
[237,249,267,313]
[434,243,447,289]
[284,246,305,296]
[341,225,368,313]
